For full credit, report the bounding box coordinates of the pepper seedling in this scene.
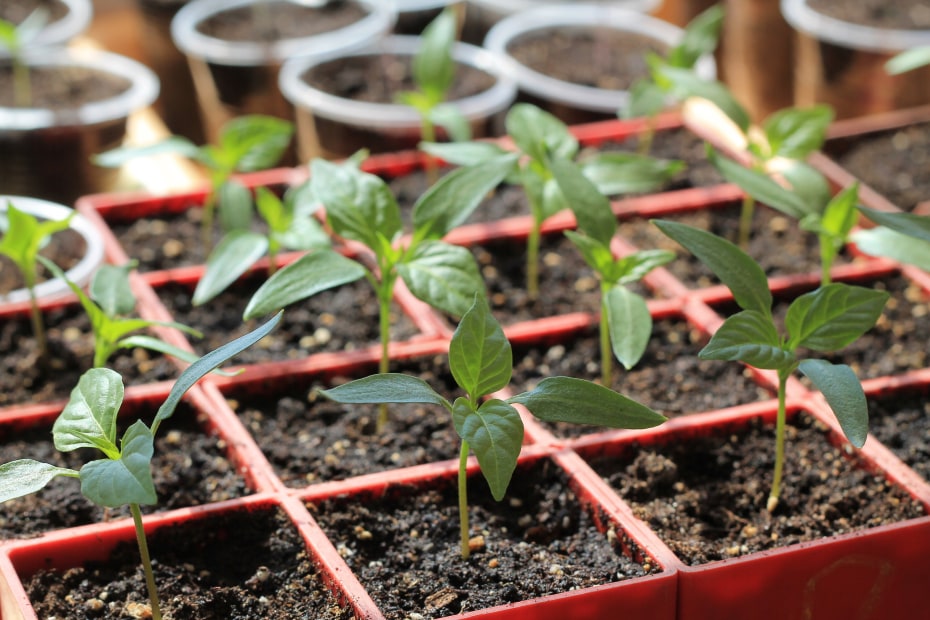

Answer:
[39,257,206,370]
[422,102,682,299]
[0,7,47,106]
[654,219,888,511]
[320,296,666,559]
[853,206,930,270]
[0,312,282,620]
[244,154,515,430]
[0,200,73,358]
[94,115,294,246]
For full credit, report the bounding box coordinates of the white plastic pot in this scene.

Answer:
[0,0,93,54]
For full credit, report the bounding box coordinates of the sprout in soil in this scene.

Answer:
[320,296,666,558]
[654,219,888,511]
[0,200,73,358]
[94,115,294,246]
[0,312,282,620]
[422,102,682,300]
[244,153,514,431]
[0,7,48,106]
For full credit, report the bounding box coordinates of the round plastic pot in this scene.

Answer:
[278,34,517,161]
[0,0,93,53]
[170,0,394,148]
[782,0,930,120]
[0,47,159,204]
[482,5,715,124]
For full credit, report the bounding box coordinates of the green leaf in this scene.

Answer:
[549,156,616,245]
[217,180,254,231]
[779,161,832,213]
[218,115,293,172]
[429,104,473,142]
[763,105,833,159]
[254,186,290,234]
[798,359,868,448]
[412,6,457,97]
[857,206,930,245]
[668,3,724,68]
[700,310,794,370]
[605,286,652,370]
[93,136,202,168]
[708,148,813,219]
[449,296,512,398]
[614,249,675,286]
[657,67,750,131]
[398,241,485,317]
[80,420,157,507]
[419,141,511,167]
[452,398,523,501]
[818,183,859,239]
[581,152,683,196]
[116,335,224,373]
[53,368,124,458]
[786,283,889,352]
[852,226,930,270]
[412,154,517,241]
[153,312,282,431]
[563,230,615,277]
[652,219,772,314]
[0,203,73,286]
[0,460,78,504]
[510,377,666,428]
[244,250,366,319]
[192,230,269,306]
[886,46,930,75]
[506,103,578,163]
[320,373,451,408]
[623,78,668,119]
[90,262,137,317]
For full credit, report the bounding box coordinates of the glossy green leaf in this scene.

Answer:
[243,250,366,319]
[606,286,652,370]
[581,152,683,196]
[320,373,451,408]
[218,115,293,172]
[217,180,254,231]
[563,230,615,276]
[549,156,616,245]
[80,420,157,507]
[798,359,868,448]
[449,296,512,398]
[412,6,457,98]
[510,376,666,429]
[506,103,578,163]
[254,186,290,233]
[419,140,511,167]
[623,78,667,119]
[0,203,73,286]
[452,398,523,501]
[192,230,269,306]
[763,105,833,159]
[657,66,749,131]
[89,262,137,317]
[780,161,832,212]
[818,183,859,239]
[857,206,930,245]
[0,460,78,504]
[708,148,812,218]
[852,225,930,270]
[429,104,472,142]
[700,310,793,370]
[93,136,202,168]
[272,214,330,252]
[614,249,675,286]
[53,368,124,457]
[652,219,772,314]
[668,3,724,68]
[786,283,889,352]
[398,241,485,317]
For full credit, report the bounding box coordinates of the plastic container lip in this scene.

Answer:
[468,0,662,16]
[279,34,517,128]
[0,48,159,131]
[170,0,396,67]
[483,5,716,115]
[0,0,93,56]
[395,0,455,11]
[781,0,930,53]
[0,196,105,304]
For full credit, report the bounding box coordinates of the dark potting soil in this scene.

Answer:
[155,272,422,366]
[25,507,354,620]
[807,0,930,29]
[195,0,368,42]
[829,122,930,212]
[506,28,667,90]
[228,352,463,486]
[0,0,68,26]
[0,403,248,540]
[0,304,178,408]
[588,412,927,566]
[309,458,658,619]
[868,389,930,483]
[0,65,131,109]
[301,54,497,104]
[0,227,86,295]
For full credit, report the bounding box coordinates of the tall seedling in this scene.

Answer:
[0,8,48,106]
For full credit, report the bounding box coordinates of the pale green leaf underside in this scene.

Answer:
[0,460,78,503]
[53,368,124,457]
[453,398,523,501]
[80,420,157,507]
[193,230,269,306]
[398,241,485,318]
[798,359,868,448]
[320,373,450,408]
[606,286,652,370]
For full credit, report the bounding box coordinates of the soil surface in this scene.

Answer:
[867,388,930,483]
[0,403,248,540]
[195,0,368,42]
[506,28,667,90]
[0,227,86,295]
[0,0,68,26]
[807,0,930,29]
[309,458,658,619]
[0,65,130,109]
[588,412,927,566]
[25,507,353,619]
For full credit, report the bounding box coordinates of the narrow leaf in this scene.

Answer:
[605,286,652,370]
[857,206,930,245]
[798,359,868,448]
[80,420,157,507]
[549,156,616,245]
[763,105,833,159]
[886,46,930,75]
[217,180,254,231]
[449,296,512,398]
[429,105,472,142]
[320,373,450,408]
[192,230,269,306]
[581,152,683,196]
[0,460,78,503]
[506,103,578,163]
[700,310,793,370]
[398,241,485,317]
[93,136,202,168]
[786,283,889,352]
[614,249,675,285]
[90,262,137,316]
[852,226,930,270]
[453,398,523,501]
[419,141,511,167]
[708,148,813,219]
[53,368,124,457]
[564,230,615,276]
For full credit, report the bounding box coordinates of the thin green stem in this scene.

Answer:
[267,241,279,278]
[130,503,162,620]
[27,284,47,360]
[819,236,834,287]
[458,440,471,560]
[767,371,790,512]
[13,58,31,107]
[421,117,439,185]
[738,194,755,250]
[526,220,542,301]
[599,284,612,387]
[637,116,656,156]
[375,275,395,433]
[201,190,217,248]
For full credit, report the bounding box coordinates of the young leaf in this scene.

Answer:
[509,377,666,428]
[397,241,485,317]
[452,398,523,501]
[763,105,833,159]
[655,65,750,132]
[215,115,294,172]
[0,460,78,503]
[668,3,724,68]
[605,286,652,370]
[614,250,676,285]
[580,152,684,196]
[412,5,457,101]
[92,136,203,168]
[624,78,667,119]
[192,230,269,306]
[506,103,578,163]
[90,262,138,317]
[563,230,616,276]
[699,310,793,370]
[798,359,868,448]
[708,148,812,219]
[448,296,512,398]
[852,226,930,271]
[429,104,472,143]
[785,284,889,352]
[857,206,930,244]
[419,141,512,168]
[79,420,157,508]
[53,368,124,457]
[548,156,617,246]
[320,373,451,408]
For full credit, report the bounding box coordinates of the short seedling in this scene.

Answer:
[423,102,682,299]
[0,312,282,620]
[0,7,47,106]
[655,220,888,511]
[95,115,294,245]
[244,154,515,430]
[320,297,666,559]
[0,201,73,358]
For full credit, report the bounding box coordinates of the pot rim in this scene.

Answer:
[781,0,930,53]
[0,48,159,131]
[468,0,662,17]
[170,0,395,67]
[482,5,717,114]
[278,34,517,128]
[0,195,105,304]
[0,0,93,55]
